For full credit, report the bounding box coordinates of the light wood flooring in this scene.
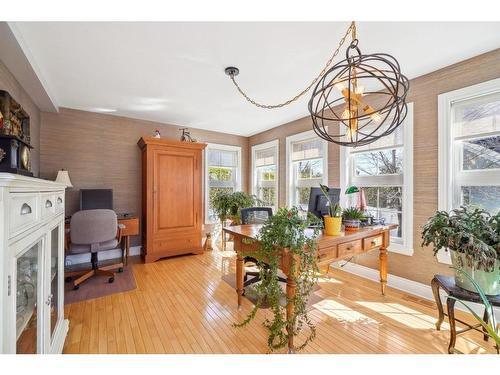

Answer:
[63,248,497,354]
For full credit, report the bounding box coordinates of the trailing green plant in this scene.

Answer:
[319,184,342,217]
[448,267,500,348]
[421,206,499,270]
[233,206,320,352]
[211,190,261,223]
[342,206,365,220]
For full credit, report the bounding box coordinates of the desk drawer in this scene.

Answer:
[119,218,140,236]
[363,234,383,251]
[337,239,363,258]
[9,192,39,237]
[317,246,336,263]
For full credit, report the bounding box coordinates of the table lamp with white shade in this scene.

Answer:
[55,169,73,188]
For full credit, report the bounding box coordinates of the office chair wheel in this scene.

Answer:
[73,285,80,290]
[65,276,72,283]
[118,267,124,273]
[108,277,115,283]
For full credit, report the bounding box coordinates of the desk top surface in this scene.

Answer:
[224,223,398,246]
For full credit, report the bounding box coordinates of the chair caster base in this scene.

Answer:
[108,277,115,283]
[65,276,72,283]
[118,267,124,273]
[73,285,80,290]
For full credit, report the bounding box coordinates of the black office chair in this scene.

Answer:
[240,207,286,291]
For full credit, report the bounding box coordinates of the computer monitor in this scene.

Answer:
[308,187,341,219]
[80,189,113,211]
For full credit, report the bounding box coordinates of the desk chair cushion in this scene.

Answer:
[69,238,119,254]
[69,209,118,253]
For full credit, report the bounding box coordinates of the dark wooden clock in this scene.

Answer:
[0,90,33,176]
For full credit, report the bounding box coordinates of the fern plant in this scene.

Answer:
[233,207,320,352]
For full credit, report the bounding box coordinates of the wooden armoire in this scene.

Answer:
[138,137,206,263]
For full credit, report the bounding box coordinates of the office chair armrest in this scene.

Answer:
[117,223,125,243]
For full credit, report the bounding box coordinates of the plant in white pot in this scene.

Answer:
[421,206,500,295]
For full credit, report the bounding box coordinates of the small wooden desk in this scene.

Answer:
[224,223,397,353]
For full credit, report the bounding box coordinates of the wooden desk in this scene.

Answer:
[224,223,397,352]
[65,214,140,265]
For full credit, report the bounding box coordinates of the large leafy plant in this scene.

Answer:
[234,207,320,352]
[421,206,499,270]
[211,190,261,223]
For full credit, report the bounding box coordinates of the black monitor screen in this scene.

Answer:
[308,187,341,219]
[80,189,113,211]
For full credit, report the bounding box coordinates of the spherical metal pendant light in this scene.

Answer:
[308,38,410,148]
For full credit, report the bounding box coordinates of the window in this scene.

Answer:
[438,78,500,262]
[341,103,414,255]
[251,140,279,211]
[205,143,241,223]
[286,130,328,209]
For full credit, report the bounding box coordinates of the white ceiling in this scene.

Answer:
[10,22,500,136]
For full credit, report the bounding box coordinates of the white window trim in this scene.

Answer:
[437,77,500,264]
[340,103,414,256]
[204,143,242,224]
[251,139,279,209]
[285,129,328,207]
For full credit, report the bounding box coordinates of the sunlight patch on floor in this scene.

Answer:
[356,301,450,330]
[314,299,378,324]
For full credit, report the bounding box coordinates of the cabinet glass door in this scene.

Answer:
[16,242,42,354]
[49,225,60,341]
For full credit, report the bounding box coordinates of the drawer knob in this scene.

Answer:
[45,199,53,208]
[57,197,63,204]
[371,240,377,246]
[20,203,32,215]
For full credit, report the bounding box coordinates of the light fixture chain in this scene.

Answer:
[229,22,356,109]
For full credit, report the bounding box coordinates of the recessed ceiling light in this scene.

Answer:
[90,107,117,113]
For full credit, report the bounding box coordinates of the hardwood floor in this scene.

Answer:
[63,248,497,354]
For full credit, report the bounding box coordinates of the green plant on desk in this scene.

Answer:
[233,206,320,352]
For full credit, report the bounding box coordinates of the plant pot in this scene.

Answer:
[450,250,500,296]
[343,219,360,232]
[324,216,342,236]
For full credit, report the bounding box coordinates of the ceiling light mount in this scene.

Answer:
[225,67,239,77]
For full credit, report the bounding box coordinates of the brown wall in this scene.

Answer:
[40,108,249,245]
[0,59,41,176]
[249,48,500,285]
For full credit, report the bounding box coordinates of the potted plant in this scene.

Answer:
[342,207,364,232]
[211,190,260,225]
[319,184,342,236]
[421,206,500,295]
[234,207,320,352]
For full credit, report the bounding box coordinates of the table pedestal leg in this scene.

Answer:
[236,253,244,309]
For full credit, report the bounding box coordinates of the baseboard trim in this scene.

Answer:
[65,246,142,266]
[332,261,499,319]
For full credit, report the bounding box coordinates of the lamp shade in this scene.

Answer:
[55,169,73,188]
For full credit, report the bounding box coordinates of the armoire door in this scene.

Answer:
[152,147,201,237]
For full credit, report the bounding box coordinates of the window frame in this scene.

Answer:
[285,129,328,208]
[340,103,414,256]
[437,78,500,263]
[251,139,279,211]
[204,143,242,224]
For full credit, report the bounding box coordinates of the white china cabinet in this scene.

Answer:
[0,173,68,353]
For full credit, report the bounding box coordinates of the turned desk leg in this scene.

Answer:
[286,276,296,354]
[431,278,444,330]
[379,247,388,296]
[236,253,244,309]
